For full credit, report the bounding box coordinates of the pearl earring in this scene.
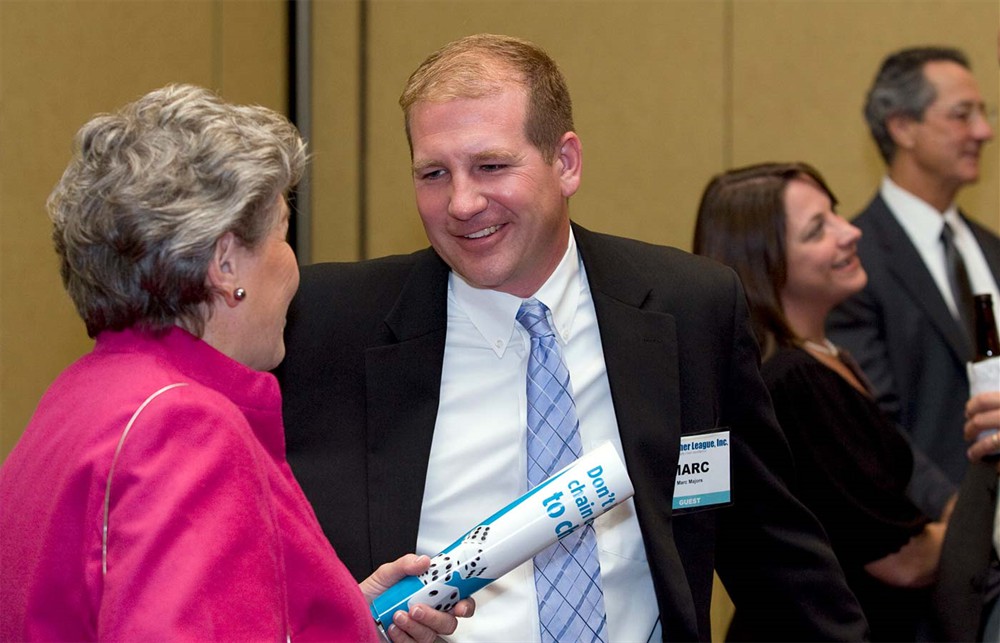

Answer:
[234,287,247,301]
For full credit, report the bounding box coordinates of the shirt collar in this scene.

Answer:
[449,228,582,357]
[881,175,960,245]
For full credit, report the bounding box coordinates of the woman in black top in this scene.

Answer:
[693,162,944,641]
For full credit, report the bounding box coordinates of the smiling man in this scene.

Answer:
[828,46,1000,486]
[277,34,867,642]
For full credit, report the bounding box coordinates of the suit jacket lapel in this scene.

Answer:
[573,223,699,637]
[573,224,681,461]
[364,249,450,566]
[868,196,972,360]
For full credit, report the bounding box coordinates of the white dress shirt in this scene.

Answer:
[881,176,1000,322]
[416,230,660,642]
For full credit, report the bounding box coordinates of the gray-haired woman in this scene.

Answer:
[0,84,471,642]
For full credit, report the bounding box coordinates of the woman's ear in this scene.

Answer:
[556,131,582,198]
[207,232,242,307]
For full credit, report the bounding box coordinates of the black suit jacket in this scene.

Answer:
[932,462,1000,641]
[277,224,867,641]
[828,194,1000,483]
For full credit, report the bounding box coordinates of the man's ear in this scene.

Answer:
[206,231,242,307]
[887,113,918,151]
[556,131,582,198]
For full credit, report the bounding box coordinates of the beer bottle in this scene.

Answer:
[971,294,1000,459]
[973,294,1000,362]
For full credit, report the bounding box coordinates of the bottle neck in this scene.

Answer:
[973,294,1000,362]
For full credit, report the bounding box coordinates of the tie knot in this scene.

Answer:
[517,299,555,339]
[941,220,956,243]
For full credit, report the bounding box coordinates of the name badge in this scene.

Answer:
[673,429,731,513]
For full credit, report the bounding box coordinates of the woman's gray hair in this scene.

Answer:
[864,46,970,164]
[48,83,307,337]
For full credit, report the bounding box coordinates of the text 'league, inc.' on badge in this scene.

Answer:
[673,430,731,513]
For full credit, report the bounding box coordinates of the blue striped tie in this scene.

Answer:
[517,298,607,643]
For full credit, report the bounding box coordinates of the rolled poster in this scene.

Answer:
[369,441,634,633]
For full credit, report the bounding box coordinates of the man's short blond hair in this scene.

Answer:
[399,33,574,163]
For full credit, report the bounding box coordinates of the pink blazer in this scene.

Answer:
[0,327,377,642]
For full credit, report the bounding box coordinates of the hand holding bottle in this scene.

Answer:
[966,294,1000,463]
[965,391,1000,467]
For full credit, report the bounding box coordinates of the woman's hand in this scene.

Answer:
[360,554,475,643]
[863,521,945,588]
[964,391,1000,467]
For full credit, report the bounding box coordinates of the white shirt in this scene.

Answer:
[416,230,660,642]
[881,176,1000,323]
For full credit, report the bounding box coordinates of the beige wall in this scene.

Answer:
[310,0,998,266]
[0,0,288,457]
[6,2,994,455]
[731,1,998,227]
[311,0,363,260]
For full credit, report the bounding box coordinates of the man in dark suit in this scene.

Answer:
[827,45,999,640]
[827,46,999,486]
[278,34,867,641]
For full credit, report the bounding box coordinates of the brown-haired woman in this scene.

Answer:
[694,162,945,641]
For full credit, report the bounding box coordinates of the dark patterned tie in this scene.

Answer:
[941,220,976,355]
[517,298,607,643]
